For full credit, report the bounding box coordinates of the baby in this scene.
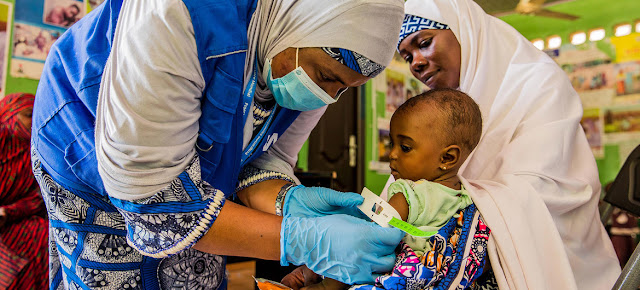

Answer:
[282,88,484,290]
[385,87,482,256]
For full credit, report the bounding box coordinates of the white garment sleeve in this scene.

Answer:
[95,0,205,200]
[249,106,327,183]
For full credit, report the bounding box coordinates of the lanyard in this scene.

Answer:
[240,60,278,167]
[240,104,278,167]
[242,59,258,125]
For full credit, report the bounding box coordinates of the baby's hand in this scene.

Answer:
[281,265,321,290]
[281,266,349,290]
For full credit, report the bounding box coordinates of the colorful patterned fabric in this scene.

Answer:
[321,47,385,78]
[350,204,491,290]
[0,92,34,140]
[397,14,449,49]
[236,165,296,194]
[0,92,48,290]
[32,149,227,290]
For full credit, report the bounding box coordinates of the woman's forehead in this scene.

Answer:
[399,30,438,51]
[308,49,370,85]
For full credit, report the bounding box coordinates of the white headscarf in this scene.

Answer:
[244,0,405,99]
[402,0,620,289]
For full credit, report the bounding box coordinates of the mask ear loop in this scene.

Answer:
[295,47,299,68]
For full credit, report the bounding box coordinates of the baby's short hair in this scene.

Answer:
[395,88,482,152]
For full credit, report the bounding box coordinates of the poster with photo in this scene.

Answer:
[16,0,86,30]
[12,0,86,80]
[0,1,12,97]
[10,58,44,79]
[566,63,615,92]
[555,43,611,67]
[581,108,604,158]
[611,33,640,63]
[370,118,392,172]
[378,128,391,163]
[578,89,616,109]
[11,21,63,79]
[603,104,640,134]
[43,0,84,28]
[405,77,428,99]
[614,61,640,97]
[13,21,61,61]
[385,69,405,116]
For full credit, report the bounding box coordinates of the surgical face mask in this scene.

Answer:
[263,48,337,111]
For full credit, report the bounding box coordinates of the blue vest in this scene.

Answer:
[33,0,301,197]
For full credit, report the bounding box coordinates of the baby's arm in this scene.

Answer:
[387,193,409,221]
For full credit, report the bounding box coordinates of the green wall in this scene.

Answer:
[363,82,390,193]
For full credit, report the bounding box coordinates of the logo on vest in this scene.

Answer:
[263,133,279,151]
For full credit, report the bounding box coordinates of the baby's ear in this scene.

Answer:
[441,145,461,167]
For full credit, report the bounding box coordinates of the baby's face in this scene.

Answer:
[388,109,445,182]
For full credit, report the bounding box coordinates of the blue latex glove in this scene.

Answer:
[281,214,405,284]
[283,185,366,219]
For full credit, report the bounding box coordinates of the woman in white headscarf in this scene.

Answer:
[31,0,406,288]
[393,0,621,289]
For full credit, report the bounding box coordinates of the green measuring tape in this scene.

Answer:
[388,217,438,237]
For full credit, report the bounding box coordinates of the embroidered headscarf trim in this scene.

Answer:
[321,47,385,78]
[398,14,449,49]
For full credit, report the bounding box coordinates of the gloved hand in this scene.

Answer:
[281,214,405,284]
[283,185,366,219]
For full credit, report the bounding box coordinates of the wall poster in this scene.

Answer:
[581,108,604,158]
[12,0,85,80]
[368,56,429,173]
[0,1,12,97]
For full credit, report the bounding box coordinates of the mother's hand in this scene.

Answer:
[281,265,322,290]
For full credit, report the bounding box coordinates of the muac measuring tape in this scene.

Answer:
[357,188,438,237]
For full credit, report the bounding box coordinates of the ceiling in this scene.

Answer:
[473,0,640,41]
[473,0,572,16]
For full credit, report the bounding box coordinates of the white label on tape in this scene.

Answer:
[358,187,401,228]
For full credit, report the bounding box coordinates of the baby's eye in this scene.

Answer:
[400,145,411,153]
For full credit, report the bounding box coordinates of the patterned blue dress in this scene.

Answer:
[33,150,227,290]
